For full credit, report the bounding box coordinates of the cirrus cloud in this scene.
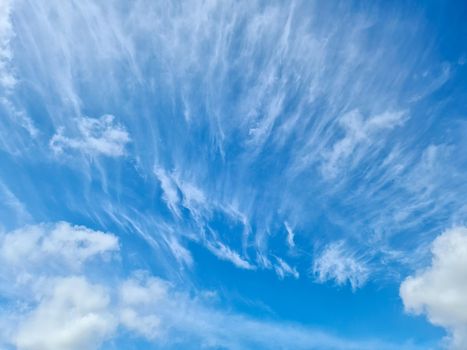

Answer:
[50,115,130,157]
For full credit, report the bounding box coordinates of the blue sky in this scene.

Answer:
[0,0,466,349]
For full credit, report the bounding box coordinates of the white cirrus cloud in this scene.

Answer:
[154,167,209,220]
[154,167,181,217]
[164,236,193,267]
[313,240,370,290]
[0,181,31,228]
[321,110,407,179]
[50,115,130,157]
[205,239,254,270]
[274,256,299,279]
[400,227,467,350]
[284,221,296,248]
[0,0,16,90]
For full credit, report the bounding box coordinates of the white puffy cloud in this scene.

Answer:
[0,223,119,350]
[50,115,130,157]
[0,221,119,273]
[400,227,467,349]
[15,276,116,350]
[118,274,169,340]
[313,241,370,290]
[0,223,166,349]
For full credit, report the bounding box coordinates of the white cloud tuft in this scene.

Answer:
[313,241,370,290]
[50,115,130,157]
[400,227,467,350]
[284,221,296,248]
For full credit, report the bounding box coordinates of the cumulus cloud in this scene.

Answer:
[0,222,119,349]
[0,221,119,273]
[313,241,370,290]
[15,276,116,350]
[50,115,130,157]
[118,274,169,340]
[400,227,467,349]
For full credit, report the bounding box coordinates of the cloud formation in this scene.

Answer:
[1,0,464,287]
[0,222,119,349]
[320,110,407,178]
[313,241,370,290]
[205,239,255,270]
[16,276,116,350]
[50,115,130,157]
[0,0,465,348]
[0,221,119,273]
[0,0,15,90]
[0,222,420,350]
[400,227,467,349]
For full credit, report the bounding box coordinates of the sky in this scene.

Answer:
[0,0,466,349]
